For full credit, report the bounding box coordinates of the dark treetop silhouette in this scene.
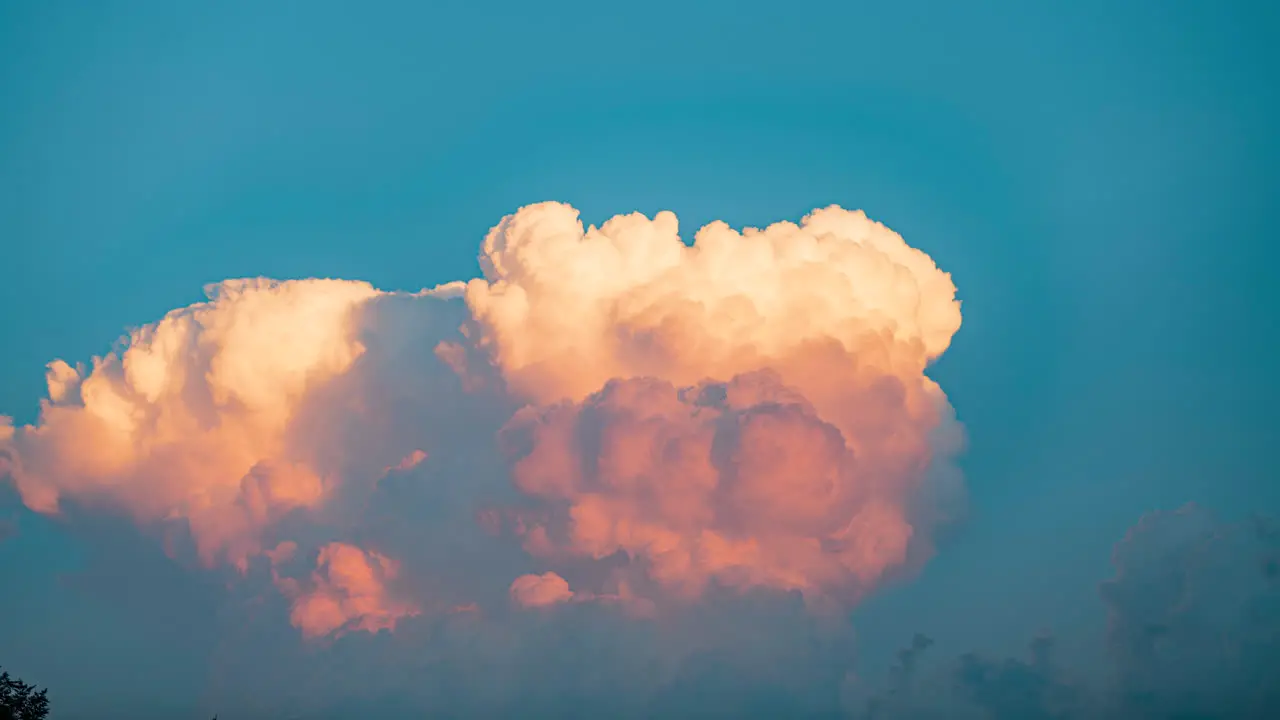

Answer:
[0,668,49,720]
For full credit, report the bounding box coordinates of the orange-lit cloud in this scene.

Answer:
[501,372,921,604]
[469,203,964,606]
[385,450,428,475]
[509,571,576,607]
[0,278,378,568]
[0,201,964,639]
[276,541,419,639]
[464,202,960,408]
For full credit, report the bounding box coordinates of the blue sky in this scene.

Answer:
[2,1,1277,717]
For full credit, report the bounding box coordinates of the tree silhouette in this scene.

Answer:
[0,667,49,720]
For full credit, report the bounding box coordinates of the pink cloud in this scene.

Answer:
[466,203,965,608]
[509,572,576,608]
[385,450,428,475]
[280,542,419,640]
[500,373,924,605]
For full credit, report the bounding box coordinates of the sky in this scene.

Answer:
[1,1,1278,718]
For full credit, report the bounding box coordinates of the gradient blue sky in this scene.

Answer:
[1,0,1277,716]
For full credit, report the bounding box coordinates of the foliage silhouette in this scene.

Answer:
[0,667,49,720]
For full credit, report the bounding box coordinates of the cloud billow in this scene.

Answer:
[1,201,980,715]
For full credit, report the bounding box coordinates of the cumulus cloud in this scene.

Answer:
[0,278,378,568]
[0,201,978,715]
[2,201,965,612]
[465,202,961,406]
[385,450,428,475]
[0,273,509,572]
[5,201,1275,719]
[275,541,419,639]
[500,372,919,606]
[469,202,965,607]
[509,571,576,607]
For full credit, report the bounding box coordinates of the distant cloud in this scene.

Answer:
[1100,504,1280,718]
[846,504,1280,720]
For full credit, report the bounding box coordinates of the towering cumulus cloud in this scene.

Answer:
[0,201,964,658]
[467,202,964,607]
